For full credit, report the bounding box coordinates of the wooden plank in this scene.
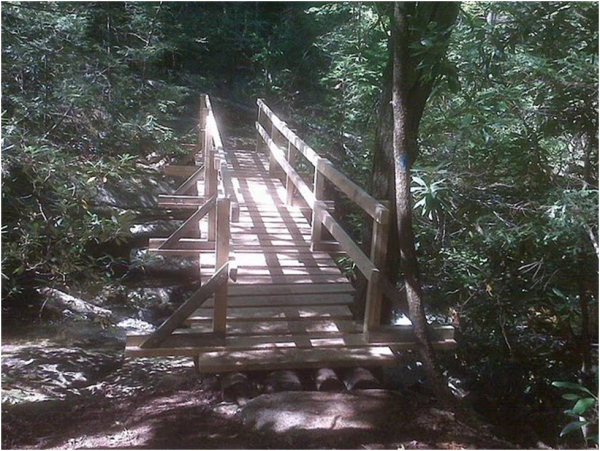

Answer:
[219,162,240,222]
[174,166,204,195]
[187,305,353,323]
[230,227,311,235]
[190,319,361,336]
[202,293,353,308]
[286,140,297,205]
[158,195,205,208]
[203,254,340,267]
[364,200,390,334]
[311,166,326,250]
[126,338,455,358]
[364,269,381,336]
[227,283,354,297]
[315,204,376,279]
[204,145,217,242]
[149,238,215,250]
[195,346,396,372]
[231,240,312,248]
[165,165,199,178]
[213,198,230,334]
[201,274,350,285]
[199,250,339,261]
[257,99,321,166]
[127,330,364,351]
[158,195,217,249]
[139,262,229,348]
[200,267,342,277]
[128,325,453,352]
[234,247,340,256]
[318,159,389,223]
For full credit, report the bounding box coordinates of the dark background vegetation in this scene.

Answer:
[2,1,598,448]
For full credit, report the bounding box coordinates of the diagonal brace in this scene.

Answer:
[158,194,217,250]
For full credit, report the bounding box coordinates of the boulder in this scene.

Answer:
[239,390,407,446]
[129,248,199,280]
[88,172,175,211]
[129,220,187,244]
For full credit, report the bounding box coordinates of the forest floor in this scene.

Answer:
[2,323,518,450]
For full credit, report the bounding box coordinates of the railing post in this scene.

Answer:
[255,100,264,153]
[310,158,326,251]
[213,197,230,335]
[204,129,217,242]
[363,268,381,338]
[199,95,207,156]
[269,120,282,177]
[363,202,390,337]
[285,140,297,205]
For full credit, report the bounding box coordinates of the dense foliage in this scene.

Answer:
[1,1,597,447]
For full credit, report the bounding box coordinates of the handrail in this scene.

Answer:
[203,94,240,223]
[199,94,236,336]
[257,99,387,224]
[255,99,390,337]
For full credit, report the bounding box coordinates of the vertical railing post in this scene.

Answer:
[310,158,326,251]
[213,197,230,335]
[363,269,381,338]
[285,140,297,205]
[204,111,217,242]
[255,100,264,153]
[363,202,390,337]
[199,95,207,157]
[269,120,281,177]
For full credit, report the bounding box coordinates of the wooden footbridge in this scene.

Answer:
[125,94,455,372]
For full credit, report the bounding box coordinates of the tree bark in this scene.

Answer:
[355,56,404,323]
[389,1,459,405]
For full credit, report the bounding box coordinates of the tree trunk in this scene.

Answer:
[389,1,459,405]
[354,56,404,323]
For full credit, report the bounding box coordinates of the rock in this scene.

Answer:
[221,372,253,405]
[314,368,344,392]
[88,172,175,211]
[264,370,303,393]
[38,288,113,321]
[239,390,407,446]
[129,220,188,245]
[124,283,198,325]
[129,248,199,280]
[342,367,381,390]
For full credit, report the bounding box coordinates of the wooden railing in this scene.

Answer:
[143,94,237,347]
[255,99,390,337]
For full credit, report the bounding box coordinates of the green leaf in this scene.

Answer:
[461,114,473,127]
[562,393,580,401]
[553,381,596,397]
[572,397,596,415]
[560,420,588,437]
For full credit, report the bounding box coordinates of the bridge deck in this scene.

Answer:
[125,96,455,373]
[126,146,402,371]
